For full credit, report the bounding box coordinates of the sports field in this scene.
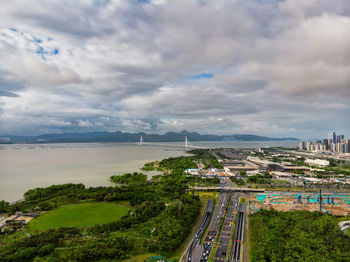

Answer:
[26,202,130,232]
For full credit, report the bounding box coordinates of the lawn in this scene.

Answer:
[192,191,219,200]
[26,202,130,232]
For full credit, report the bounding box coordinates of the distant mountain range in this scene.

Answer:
[0,130,299,143]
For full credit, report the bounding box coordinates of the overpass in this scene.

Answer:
[190,186,265,193]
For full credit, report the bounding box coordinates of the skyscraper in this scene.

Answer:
[345,140,350,153]
[331,132,336,143]
[332,143,337,152]
[323,139,328,149]
[328,131,336,145]
[336,134,341,143]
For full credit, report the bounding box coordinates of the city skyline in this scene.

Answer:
[0,0,349,138]
[299,131,350,153]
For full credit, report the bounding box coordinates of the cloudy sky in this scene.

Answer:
[0,0,349,139]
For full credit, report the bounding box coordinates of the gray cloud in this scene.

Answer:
[0,0,349,138]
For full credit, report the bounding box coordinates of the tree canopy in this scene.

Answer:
[250,209,350,262]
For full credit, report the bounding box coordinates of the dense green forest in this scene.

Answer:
[249,209,350,262]
[0,200,9,213]
[0,155,205,262]
[157,156,197,172]
[110,172,147,184]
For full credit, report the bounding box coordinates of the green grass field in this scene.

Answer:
[192,191,219,200]
[26,202,130,232]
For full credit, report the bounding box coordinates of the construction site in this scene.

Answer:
[250,192,350,216]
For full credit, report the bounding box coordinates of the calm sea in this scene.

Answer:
[0,141,297,202]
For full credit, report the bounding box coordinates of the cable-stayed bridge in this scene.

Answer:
[138,136,205,149]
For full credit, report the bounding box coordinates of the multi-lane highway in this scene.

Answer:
[212,195,239,262]
[231,203,246,262]
[185,179,248,262]
[186,191,229,262]
[186,199,214,262]
[201,191,229,262]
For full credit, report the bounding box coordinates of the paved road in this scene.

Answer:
[185,180,248,262]
[186,200,214,262]
[213,194,239,262]
[187,191,229,262]
[231,203,246,262]
[190,186,264,193]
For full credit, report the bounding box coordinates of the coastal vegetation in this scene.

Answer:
[0,155,204,261]
[157,156,197,172]
[110,172,147,185]
[0,200,9,213]
[249,209,350,262]
[140,149,225,174]
[189,149,223,169]
[140,156,197,173]
[151,155,220,187]
[141,162,156,171]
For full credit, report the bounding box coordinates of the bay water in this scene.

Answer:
[0,141,297,202]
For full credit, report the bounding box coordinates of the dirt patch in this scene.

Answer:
[250,193,350,216]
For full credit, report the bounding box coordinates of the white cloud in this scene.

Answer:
[77,120,94,127]
[49,119,73,127]
[0,0,349,138]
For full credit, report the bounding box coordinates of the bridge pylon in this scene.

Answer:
[140,136,144,147]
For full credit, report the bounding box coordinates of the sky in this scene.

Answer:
[0,0,349,139]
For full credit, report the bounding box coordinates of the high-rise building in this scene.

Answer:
[340,134,345,143]
[306,141,312,151]
[332,143,337,152]
[328,131,336,145]
[316,143,322,151]
[337,143,343,152]
[331,132,336,143]
[300,132,348,154]
[336,135,341,143]
[323,139,328,149]
[339,143,345,153]
[345,140,350,153]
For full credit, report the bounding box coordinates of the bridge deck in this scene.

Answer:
[190,186,265,192]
